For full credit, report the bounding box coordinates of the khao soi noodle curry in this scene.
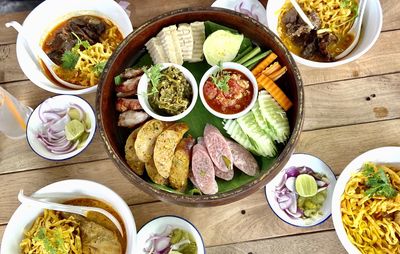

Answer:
[20,198,126,254]
[341,162,400,254]
[278,0,358,62]
[41,15,123,87]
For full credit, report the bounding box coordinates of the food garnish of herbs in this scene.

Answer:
[144,225,197,254]
[275,166,330,220]
[341,162,400,254]
[144,65,193,116]
[36,99,91,154]
[204,63,255,115]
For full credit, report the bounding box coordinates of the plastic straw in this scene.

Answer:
[2,92,27,131]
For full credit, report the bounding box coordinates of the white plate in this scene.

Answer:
[212,0,267,26]
[331,146,400,254]
[266,0,382,68]
[0,179,136,254]
[265,153,336,227]
[136,215,205,254]
[26,95,96,161]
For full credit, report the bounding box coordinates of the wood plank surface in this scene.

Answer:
[206,230,346,253]
[1,72,399,174]
[303,72,400,130]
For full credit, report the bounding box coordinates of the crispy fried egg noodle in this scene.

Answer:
[54,19,122,87]
[297,0,358,37]
[341,164,400,254]
[20,209,83,254]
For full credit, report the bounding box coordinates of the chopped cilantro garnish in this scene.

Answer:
[143,64,162,95]
[211,62,230,93]
[93,61,106,76]
[61,50,79,70]
[114,74,123,85]
[362,163,398,198]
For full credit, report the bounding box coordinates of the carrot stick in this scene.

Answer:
[258,76,293,111]
[251,52,278,76]
[256,73,268,89]
[261,62,281,77]
[269,66,287,81]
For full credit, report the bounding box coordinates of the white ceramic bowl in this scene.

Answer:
[137,63,198,122]
[0,179,136,254]
[136,215,205,254]
[26,95,96,161]
[15,0,133,94]
[211,0,268,26]
[265,153,336,227]
[266,0,383,68]
[199,62,258,120]
[331,146,400,254]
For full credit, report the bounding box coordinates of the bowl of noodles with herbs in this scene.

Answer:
[266,0,383,68]
[332,147,400,254]
[15,0,133,94]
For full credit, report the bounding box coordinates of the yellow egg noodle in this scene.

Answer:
[341,164,400,254]
[55,19,122,87]
[20,209,83,254]
[297,0,358,37]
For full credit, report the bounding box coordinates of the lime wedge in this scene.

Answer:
[68,108,81,120]
[295,174,318,198]
[65,119,85,141]
[84,113,91,130]
[77,131,89,149]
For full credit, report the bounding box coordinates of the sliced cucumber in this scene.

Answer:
[237,113,277,157]
[251,101,276,139]
[224,119,258,155]
[258,90,290,143]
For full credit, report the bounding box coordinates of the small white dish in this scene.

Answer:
[0,179,136,254]
[137,215,205,254]
[331,146,400,254]
[266,0,383,68]
[211,0,267,26]
[199,62,258,120]
[14,0,133,94]
[265,153,336,227]
[26,95,96,161]
[137,63,198,122]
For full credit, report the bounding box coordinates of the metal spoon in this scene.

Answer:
[18,189,124,236]
[5,21,84,89]
[289,0,315,29]
[335,0,368,60]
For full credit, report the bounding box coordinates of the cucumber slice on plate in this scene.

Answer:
[237,113,277,157]
[223,119,258,155]
[251,100,276,139]
[258,90,290,143]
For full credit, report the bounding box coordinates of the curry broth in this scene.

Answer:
[40,15,123,88]
[64,198,127,253]
[278,6,355,62]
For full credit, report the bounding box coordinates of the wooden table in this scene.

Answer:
[1,0,399,253]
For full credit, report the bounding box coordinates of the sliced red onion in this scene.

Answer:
[278,195,293,210]
[154,236,171,252]
[285,208,303,218]
[118,1,131,17]
[49,114,70,133]
[285,166,300,177]
[317,186,328,193]
[51,141,78,154]
[285,177,296,193]
[275,173,287,191]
